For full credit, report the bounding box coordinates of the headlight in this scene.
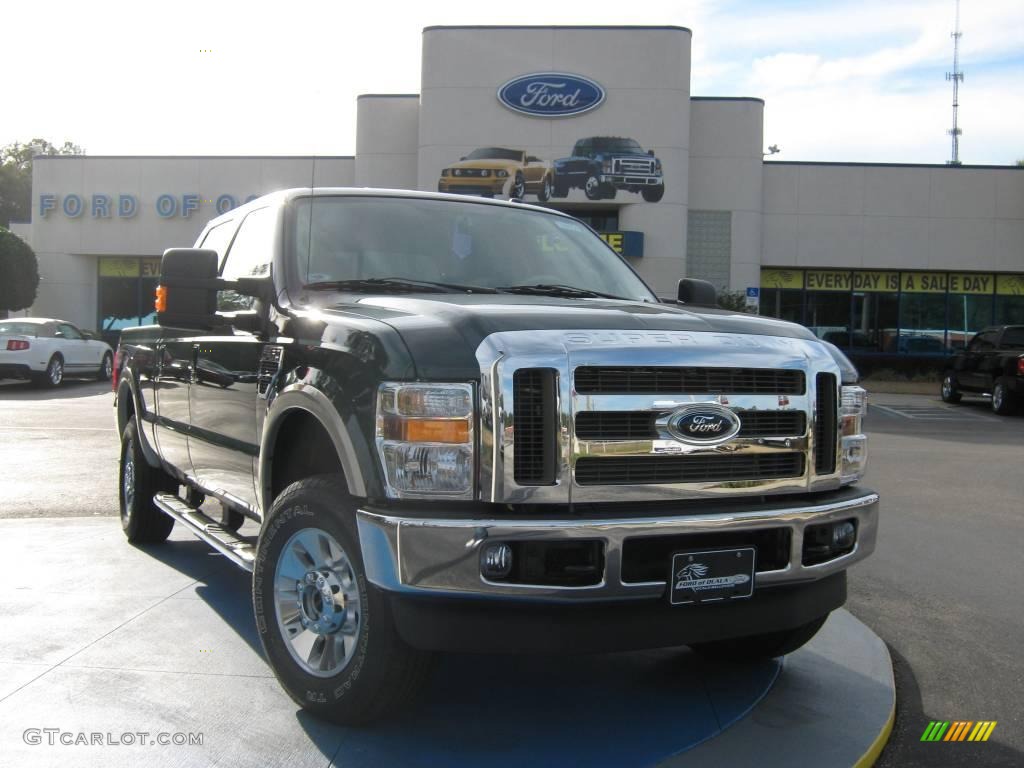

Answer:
[602,160,612,173]
[496,170,508,178]
[480,169,491,177]
[840,385,868,484]
[375,383,475,498]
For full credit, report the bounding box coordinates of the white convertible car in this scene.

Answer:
[0,317,114,387]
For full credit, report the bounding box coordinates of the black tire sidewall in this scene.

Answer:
[98,352,113,381]
[119,420,175,542]
[642,185,665,202]
[254,477,413,722]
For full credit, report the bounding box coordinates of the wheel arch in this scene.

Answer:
[116,373,162,468]
[259,387,370,511]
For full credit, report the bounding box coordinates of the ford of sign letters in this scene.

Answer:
[497,73,605,117]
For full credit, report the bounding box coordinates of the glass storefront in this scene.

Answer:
[98,257,161,347]
[760,268,1024,356]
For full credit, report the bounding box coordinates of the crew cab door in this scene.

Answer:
[960,330,998,391]
[186,207,276,512]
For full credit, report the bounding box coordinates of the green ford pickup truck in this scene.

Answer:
[113,188,878,724]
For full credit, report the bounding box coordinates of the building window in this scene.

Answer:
[686,210,731,290]
[759,268,1023,356]
[564,208,619,232]
[97,257,161,347]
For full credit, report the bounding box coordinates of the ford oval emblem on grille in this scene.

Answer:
[665,405,741,445]
[497,72,605,117]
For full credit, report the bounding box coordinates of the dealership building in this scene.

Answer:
[12,25,1024,353]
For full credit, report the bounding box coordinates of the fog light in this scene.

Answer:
[832,520,856,551]
[481,543,513,579]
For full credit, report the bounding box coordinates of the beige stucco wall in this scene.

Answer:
[420,26,692,296]
[762,163,1024,273]
[355,95,419,189]
[688,98,765,291]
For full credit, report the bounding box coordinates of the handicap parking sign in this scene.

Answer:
[746,287,760,298]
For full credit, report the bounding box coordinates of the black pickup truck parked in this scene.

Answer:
[114,188,878,724]
[942,325,1024,414]
[552,136,664,201]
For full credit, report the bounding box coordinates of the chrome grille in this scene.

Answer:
[814,373,839,474]
[575,410,807,441]
[574,366,805,395]
[613,157,655,174]
[477,329,844,504]
[575,454,805,486]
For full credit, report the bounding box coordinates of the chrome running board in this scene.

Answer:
[153,493,255,572]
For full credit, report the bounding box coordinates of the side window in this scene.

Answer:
[198,220,237,261]
[973,332,997,351]
[218,207,276,311]
[57,323,83,340]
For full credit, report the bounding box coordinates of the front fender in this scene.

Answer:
[116,372,161,468]
[258,381,378,510]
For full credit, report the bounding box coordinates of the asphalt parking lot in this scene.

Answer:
[0,379,1021,766]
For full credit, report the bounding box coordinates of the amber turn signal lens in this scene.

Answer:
[380,415,470,444]
[154,285,168,313]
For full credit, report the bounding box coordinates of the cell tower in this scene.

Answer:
[945,0,964,165]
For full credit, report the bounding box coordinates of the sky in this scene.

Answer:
[1,0,1021,165]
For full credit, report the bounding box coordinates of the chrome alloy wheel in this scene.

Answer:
[48,357,63,385]
[103,355,113,378]
[942,375,953,399]
[273,528,362,678]
[993,382,1005,412]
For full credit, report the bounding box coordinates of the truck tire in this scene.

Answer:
[641,184,665,203]
[253,475,432,724]
[536,175,552,203]
[119,420,177,543]
[510,171,526,199]
[689,614,828,661]
[32,354,64,388]
[97,352,114,381]
[992,377,1016,415]
[940,372,962,404]
[551,175,569,198]
[584,174,605,200]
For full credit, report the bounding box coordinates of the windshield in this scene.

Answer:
[464,147,524,162]
[592,138,645,154]
[290,196,657,301]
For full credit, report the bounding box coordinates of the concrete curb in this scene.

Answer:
[658,609,896,768]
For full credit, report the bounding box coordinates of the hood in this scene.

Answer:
[310,293,819,380]
[450,159,521,171]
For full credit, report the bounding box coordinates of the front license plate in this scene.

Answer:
[669,548,756,606]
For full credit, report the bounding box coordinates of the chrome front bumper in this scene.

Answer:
[357,488,879,602]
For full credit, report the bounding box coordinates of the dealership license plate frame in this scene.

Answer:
[669,547,756,606]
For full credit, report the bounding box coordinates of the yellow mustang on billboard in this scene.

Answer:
[438,147,553,201]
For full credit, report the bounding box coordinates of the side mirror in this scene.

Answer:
[527,155,540,163]
[156,248,220,330]
[677,278,718,307]
[647,150,655,157]
[81,330,96,340]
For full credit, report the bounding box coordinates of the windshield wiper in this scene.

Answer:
[303,278,498,294]
[496,283,627,300]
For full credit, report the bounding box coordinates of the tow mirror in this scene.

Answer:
[677,278,718,307]
[155,248,220,330]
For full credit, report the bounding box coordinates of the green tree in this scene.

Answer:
[1016,159,1024,167]
[0,227,39,314]
[0,139,84,228]
[717,289,757,314]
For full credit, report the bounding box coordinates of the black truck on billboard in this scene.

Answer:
[552,136,665,202]
[112,188,877,725]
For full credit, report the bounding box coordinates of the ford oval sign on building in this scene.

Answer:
[497,73,605,117]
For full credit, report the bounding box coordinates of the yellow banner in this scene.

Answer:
[760,268,804,290]
[997,274,1024,296]
[99,257,139,278]
[946,273,994,294]
[141,258,162,278]
[901,272,947,293]
[851,271,900,292]
[806,270,852,291]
